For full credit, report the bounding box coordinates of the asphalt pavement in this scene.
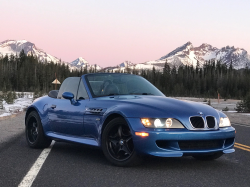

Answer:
[0,114,249,187]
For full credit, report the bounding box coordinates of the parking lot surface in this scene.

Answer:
[0,114,249,187]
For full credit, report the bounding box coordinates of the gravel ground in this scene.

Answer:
[224,112,250,126]
[0,112,25,147]
[176,97,250,126]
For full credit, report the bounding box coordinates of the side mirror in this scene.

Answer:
[62,92,79,105]
[62,92,74,100]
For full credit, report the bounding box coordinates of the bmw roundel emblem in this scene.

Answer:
[198,112,203,116]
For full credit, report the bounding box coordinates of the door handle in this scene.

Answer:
[51,104,56,109]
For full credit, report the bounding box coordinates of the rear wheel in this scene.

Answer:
[192,152,223,161]
[102,117,142,166]
[26,111,52,148]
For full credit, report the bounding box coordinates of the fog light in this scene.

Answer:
[135,132,149,137]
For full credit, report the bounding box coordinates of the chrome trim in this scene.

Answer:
[205,116,218,129]
[189,115,218,130]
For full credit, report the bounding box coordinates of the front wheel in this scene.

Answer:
[26,111,52,148]
[192,152,223,161]
[102,117,142,166]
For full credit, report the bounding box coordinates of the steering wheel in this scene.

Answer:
[98,80,112,95]
[128,89,140,94]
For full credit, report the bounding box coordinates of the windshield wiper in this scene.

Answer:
[129,93,154,95]
[101,93,121,97]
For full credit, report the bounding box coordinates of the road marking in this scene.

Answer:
[234,143,250,152]
[18,141,55,187]
[235,143,250,149]
[234,145,250,152]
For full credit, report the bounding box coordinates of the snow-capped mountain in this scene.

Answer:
[71,57,89,67]
[156,42,250,69]
[102,61,134,72]
[107,42,250,71]
[1,40,249,72]
[0,40,102,71]
[0,40,61,63]
[69,57,102,71]
[118,61,135,68]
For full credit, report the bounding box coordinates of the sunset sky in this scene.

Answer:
[0,0,249,67]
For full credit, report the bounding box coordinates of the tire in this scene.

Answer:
[102,117,142,166]
[192,152,223,161]
[25,111,52,148]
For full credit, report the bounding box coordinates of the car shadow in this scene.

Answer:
[30,140,244,187]
[51,141,230,169]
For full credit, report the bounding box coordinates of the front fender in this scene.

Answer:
[25,96,51,129]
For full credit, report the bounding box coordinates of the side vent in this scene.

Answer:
[85,107,106,115]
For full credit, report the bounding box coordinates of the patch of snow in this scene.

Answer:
[203,51,217,61]
[0,113,12,118]
[0,97,33,118]
[188,51,197,66]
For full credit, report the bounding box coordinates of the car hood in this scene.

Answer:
[95,95,221,129]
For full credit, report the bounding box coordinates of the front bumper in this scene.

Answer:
[126,118,235,157]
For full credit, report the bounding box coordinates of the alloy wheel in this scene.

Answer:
[106,124,134,161]
[27,117,38,144]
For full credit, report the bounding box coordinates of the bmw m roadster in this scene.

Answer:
[25,73,235,166]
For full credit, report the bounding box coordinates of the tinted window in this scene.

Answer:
[57,77,80,99]
[85,73,164,97]
[77,79,89,100]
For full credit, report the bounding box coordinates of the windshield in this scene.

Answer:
[85,73,165,98]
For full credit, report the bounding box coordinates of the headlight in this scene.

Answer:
[141,118,185,128]
[219,117,231,127]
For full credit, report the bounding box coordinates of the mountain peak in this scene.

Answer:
[78,57,85,60]
[200,43,210,47]
[194,43,217,52]
[183,41,193,49]
[0,39,60,63]
[70,57,89,67]
[118,61,134,68]
[69,57,102,71]
[0,39,30,46]
[159,41,193,60]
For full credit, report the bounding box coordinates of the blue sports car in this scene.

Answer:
[25,73,235,166]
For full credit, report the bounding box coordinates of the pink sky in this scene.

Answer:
[0,0,249,67]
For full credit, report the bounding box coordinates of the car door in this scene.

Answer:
[48,77,89,136]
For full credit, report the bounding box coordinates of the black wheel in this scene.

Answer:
[102,117,142,166]
[193,152,223,161]
[26,111,52,148]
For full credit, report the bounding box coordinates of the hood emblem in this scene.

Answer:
[198,112,203,116]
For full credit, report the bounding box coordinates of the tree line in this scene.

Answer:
[139,60,250,100]
[1,49,250,101]
[0,50,96,94]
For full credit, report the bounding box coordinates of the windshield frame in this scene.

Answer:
[84,73,165,98]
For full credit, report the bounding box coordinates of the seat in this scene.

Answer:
[48,90,59,98]
[127,80,139,94]
[103,84,119,95]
